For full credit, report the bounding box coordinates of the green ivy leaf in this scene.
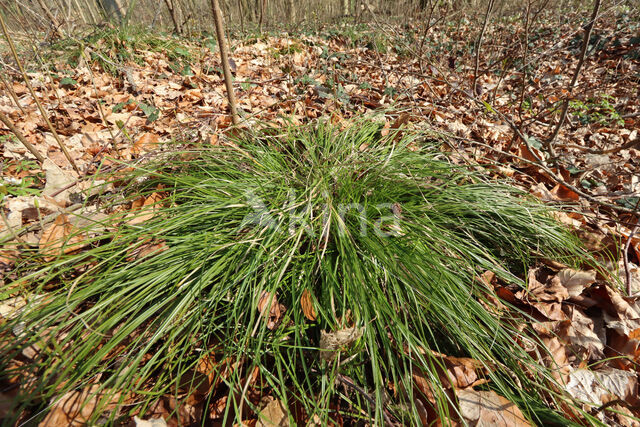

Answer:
[60,77,78,88]
[138,102,160,123]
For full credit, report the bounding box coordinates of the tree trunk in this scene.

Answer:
[97,0,125,22]
[163,0,183,35]
[285,0,294,23]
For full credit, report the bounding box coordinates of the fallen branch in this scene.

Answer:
[557,134,640,155]
[0,203,83,246]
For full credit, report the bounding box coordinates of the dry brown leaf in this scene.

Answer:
[133,132,160,156]
[457,389,531,427]
[517,268,568,320]
[39,214,87,261]
[531,323,572,381]
[126,192,163,225]
[258,291,285,330]
[554,269,597,298]
[476,271,506,314]
[0,250,18,271]
[133,416,168,427]
[39,385,121,427]
[256,398,289,427]
[300,289,317,321]
[209,395,228,420]
[435,353,485,390]
[550,183,580,201]
[560,308,605,359]
[566,368,638,408]
[319,326,363,361]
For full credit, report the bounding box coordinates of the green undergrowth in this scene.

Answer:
[0,120,597,425]
[44,25,196,75]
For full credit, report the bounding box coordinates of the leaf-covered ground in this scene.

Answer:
[1,7,640,426]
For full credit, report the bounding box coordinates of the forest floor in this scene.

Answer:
[1,6,640,426]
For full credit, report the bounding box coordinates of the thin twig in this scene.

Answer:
[472,0,495,96]
[0,209,25,244]
[623,211,640,296]
[557,134,640,155]
[0,13,79,173]
[595,398,640,414]
[545,0,602,157]
[0,203,83,246]
[0,70,25,113]
[336,373,395,426]
[0,110,45,163]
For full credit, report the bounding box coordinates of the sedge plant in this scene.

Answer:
[0,120,595,425]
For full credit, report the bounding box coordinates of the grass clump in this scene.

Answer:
[1,120,589,425]
[45,25,194,75]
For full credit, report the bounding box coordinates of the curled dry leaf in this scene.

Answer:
[561,308,605,359]
[517,268,568,320]
[39,385,122,427]
[566,368,638,408]
[300,289,317,321]
[39,214,88,261]
[590,285,640,337]
[319,326,363,361]
[457,389,531,427]
[258,291,285,330]
[133,132,160,156]
[126,192,164,225]
[555,268,597,298]
[550,183,580,201]
[476,270,506,315]
[411,350,488,424]
[530,323,572,382]
[431,352,486,390]
[42,158,76,204]
[133,416,168,427]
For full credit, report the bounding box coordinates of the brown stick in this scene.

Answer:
[545,0,602,157]
[210,0,239,126]
[0,71,25,114]
[472,0,494,96]
[624,213,640,296]
[35,0,63,36]
[0,13,79,174]
[163,0,183,35]
[0,111,45,163]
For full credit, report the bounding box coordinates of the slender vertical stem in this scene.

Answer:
[35,0,63,35]
[0,71,25,113]
[0,12,79,173]
[546,0,601,157]
[238,0,245,33]
[624,218,640,296]
[210,0,240,126]
[472,0,494,95]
